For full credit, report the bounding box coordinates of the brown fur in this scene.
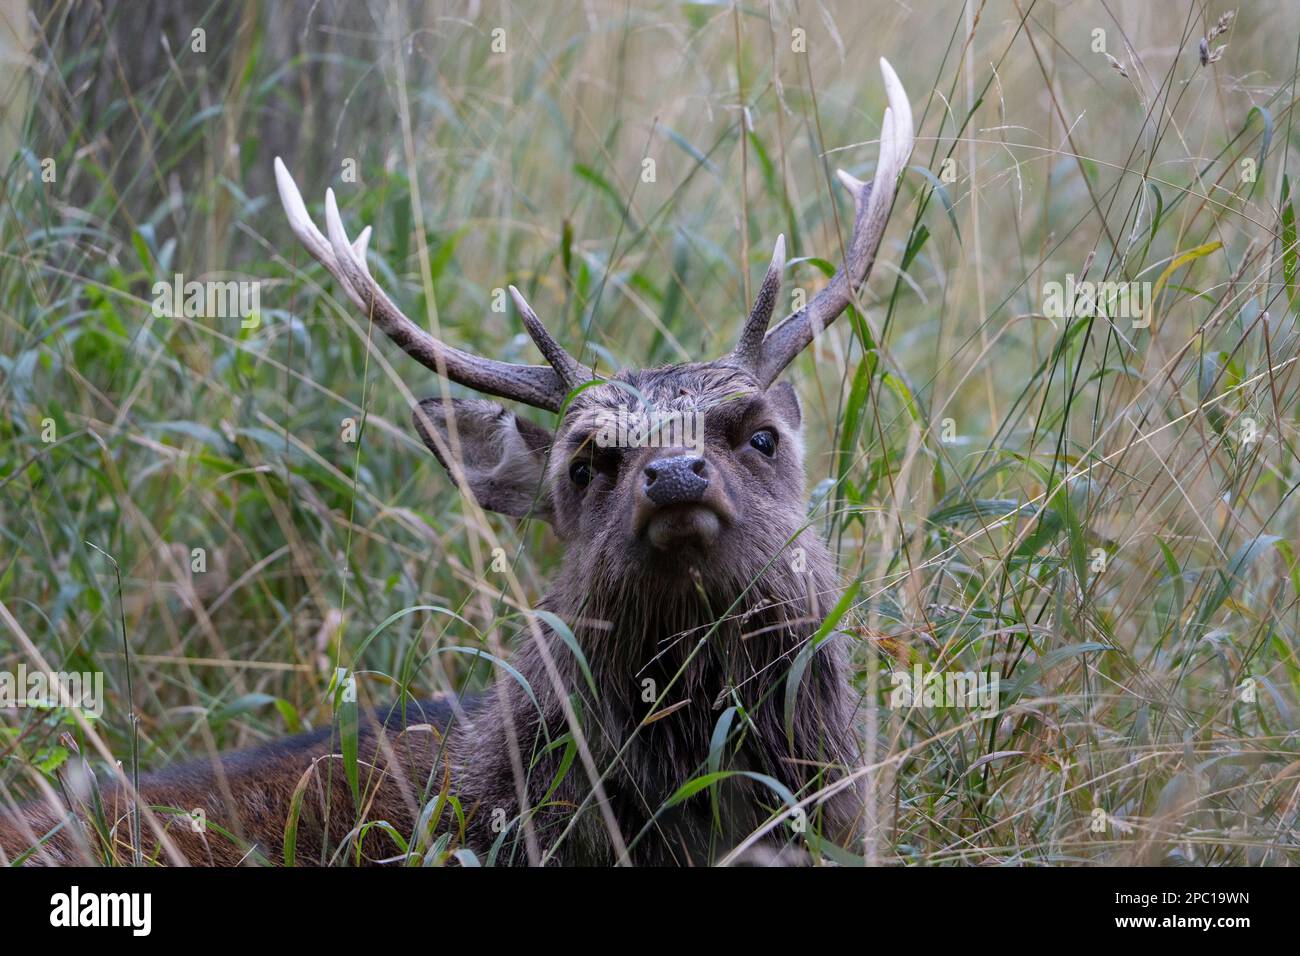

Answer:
[0,699,453,866]
[1,362,863,866]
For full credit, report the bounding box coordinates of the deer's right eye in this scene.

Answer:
[749,429,777,456]
[569,460,592,487]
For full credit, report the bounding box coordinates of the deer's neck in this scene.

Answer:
[450,547,860,863]
[537,546,853,764]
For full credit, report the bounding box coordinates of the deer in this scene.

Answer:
[0,59,912,866]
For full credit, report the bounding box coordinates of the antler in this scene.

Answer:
[274,157,591,412]
[729,58,914,387]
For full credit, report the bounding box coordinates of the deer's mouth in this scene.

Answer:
[640,503,723,551]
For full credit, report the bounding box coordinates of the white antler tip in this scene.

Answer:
[352,225,372,272]
[835,168,867,197]
[323,187,359,269]
[273,157,313,232]
[507,285,533,314]
[773,233,786,262]
[878,58,914,169]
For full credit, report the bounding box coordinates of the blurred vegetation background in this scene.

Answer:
[2,0,1299,865]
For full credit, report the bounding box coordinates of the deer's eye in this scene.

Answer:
[569,459,593,487]
[749,429,777,456]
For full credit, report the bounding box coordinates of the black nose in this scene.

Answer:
[643,454,709,506]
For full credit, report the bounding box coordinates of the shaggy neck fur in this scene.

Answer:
[452,531,862,865]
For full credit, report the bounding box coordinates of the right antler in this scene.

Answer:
[274,158,591,412]
[729,58,914,387]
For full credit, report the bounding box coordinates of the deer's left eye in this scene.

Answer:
[749,429,777,456]
[569,460,592,487]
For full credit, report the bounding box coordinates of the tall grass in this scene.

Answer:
[1,0,1298,865]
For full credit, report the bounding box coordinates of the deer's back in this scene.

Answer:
[0,696,460,866]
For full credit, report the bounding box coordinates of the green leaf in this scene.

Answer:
[908,163,961,243]
[353,605,480,669]
[662,125,719,176]
[337,678,360,804]
[1282,175,1297,308]
[427,224,471,284]
[1146,180,1164,246]
[663,770,796,813]
[835,346,877,499]
[1003,641,1112,701]
[927,498,1026,528]
[784,578,860,747]
[1245,105,1273,193]
[1194,534,1283,632]
[707,706,738,777]
[574,162,634,226]
[1145,241,1222,328]
[531,610,596,698]
[436,646,541,717]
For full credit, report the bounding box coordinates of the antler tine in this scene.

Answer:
[749,58,913,387]
[508,286,590,392]
[274,157,576,413]
[730,234,785,372]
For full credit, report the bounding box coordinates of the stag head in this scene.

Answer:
[275,59,912,608]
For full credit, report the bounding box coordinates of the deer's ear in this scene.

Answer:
[766,380,802,430]
[413,397,554,523]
